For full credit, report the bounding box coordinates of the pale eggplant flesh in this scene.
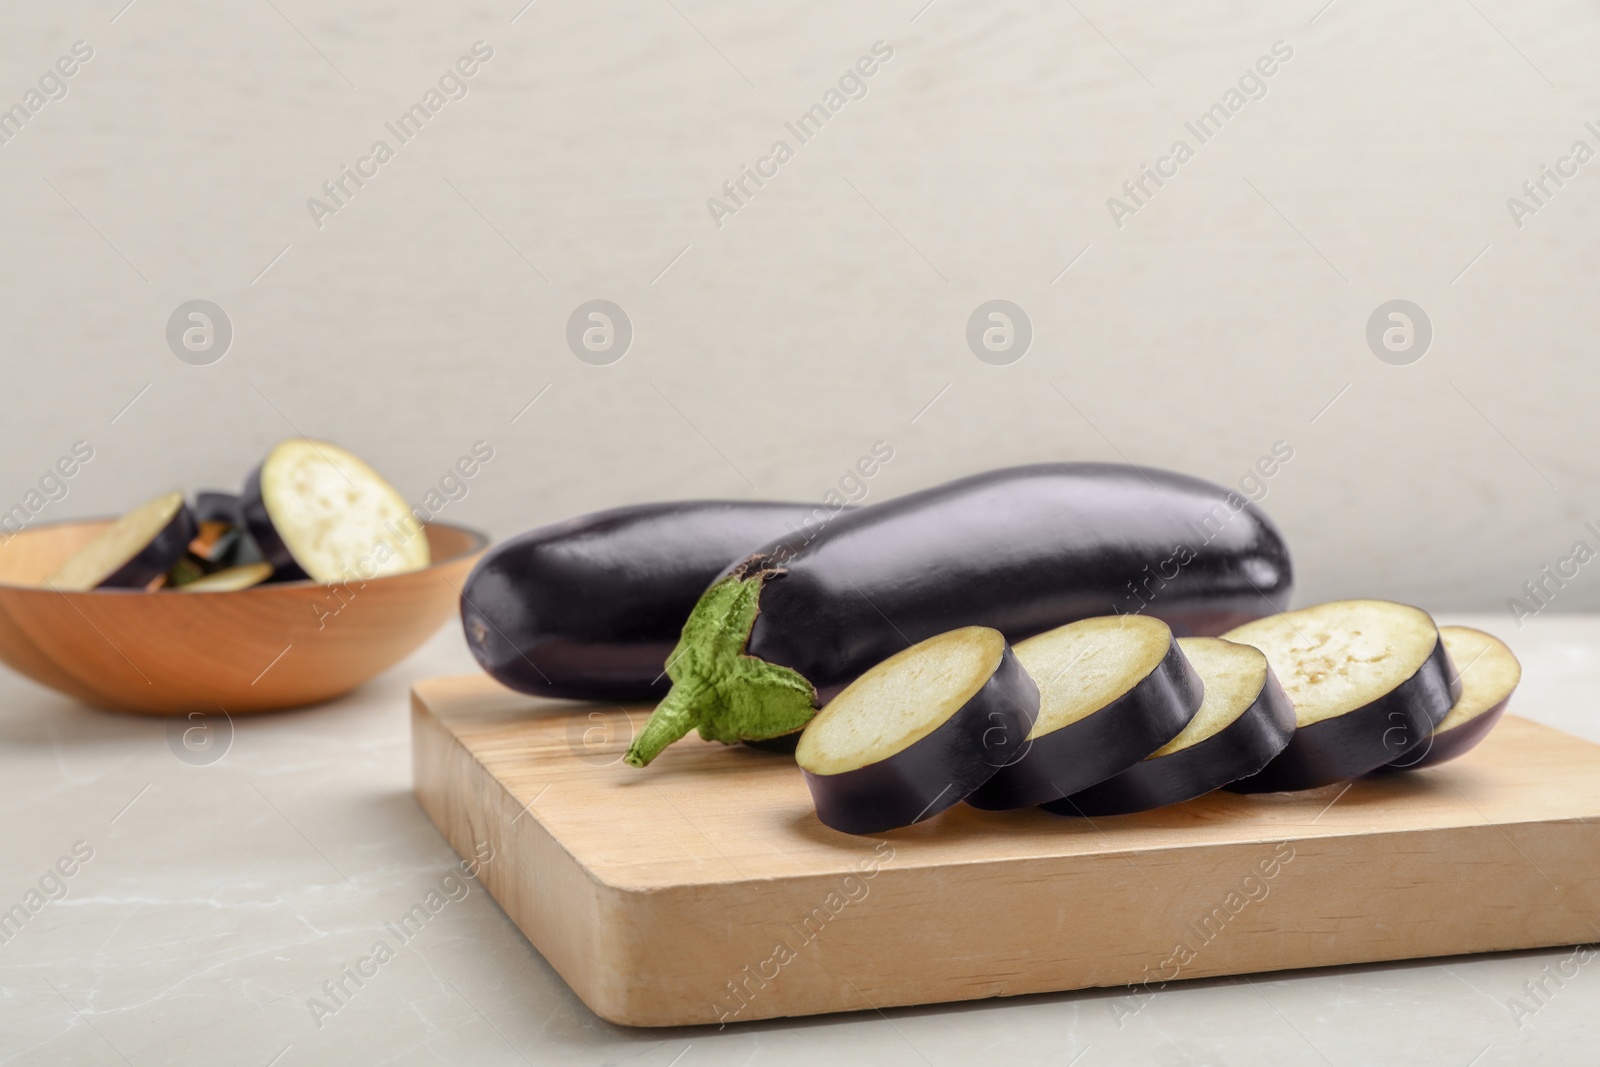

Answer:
[173,561,275,593]
[796,627,1039,835]
[966,615,1203,810]
[627,463,1291,766]
[1045,637,1296,816]
[242,439,428,585]
[1223,600,1461,793]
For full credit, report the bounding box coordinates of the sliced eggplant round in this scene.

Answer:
[1044,637,1295,816]
[173,562,275,593]
[242,439,428,585]
[461,500,851,702]
[795,626,1039,835]
[1385,626,1520,771]
[966,615,1203,811]
[46,491,197,591]
[1223,599,1460,793]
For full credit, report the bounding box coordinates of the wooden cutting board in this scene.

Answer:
[411,674,1600,1028]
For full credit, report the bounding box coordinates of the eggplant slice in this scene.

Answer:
[966,615,1203,811]
[1224,599,1459,793]
[243,439,427,584]
[46,491,197,591]
[1386,626,1520,770]
[189,490,267,570]
[796,627,1039,835]
[193,491,243,526]
[1046,637,1295,816]
[174,562,275,593]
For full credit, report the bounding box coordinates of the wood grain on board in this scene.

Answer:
[412,672,1600,1027]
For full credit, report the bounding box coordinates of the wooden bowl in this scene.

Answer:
[0,519,487,715]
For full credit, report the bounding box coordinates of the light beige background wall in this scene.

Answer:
[2,0,1597,621]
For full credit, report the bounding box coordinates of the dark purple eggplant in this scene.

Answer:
[190,492,268,572]
[741,731,803,754]
[1224,600,1460,793]
[46,491,197,591]
[1384,626,1519,771]
[796,627,1038,834]
[193,491,243,526]
[967,615,1203,810]
[1044,637,1295,816]
[240,466,307,581]
[624,463,1291,767]
[460,500,854,702]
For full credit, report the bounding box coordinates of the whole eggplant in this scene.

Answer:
[460,500,854,702]
[624,463,1293,766]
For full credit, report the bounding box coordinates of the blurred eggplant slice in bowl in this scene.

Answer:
[243,439,429,584]
[46,490,196,591]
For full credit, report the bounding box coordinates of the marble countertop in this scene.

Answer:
[2,612,1597,1066]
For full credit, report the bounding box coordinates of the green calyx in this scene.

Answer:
[623,570,817,768]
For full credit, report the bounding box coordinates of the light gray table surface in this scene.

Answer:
[2,611,1597,1066]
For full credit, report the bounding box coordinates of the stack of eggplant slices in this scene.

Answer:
[462,463,1521,835]
[43,439,429,593]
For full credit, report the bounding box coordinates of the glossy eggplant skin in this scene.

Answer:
[742,731,803,755]
[1382,697,1509,771]
[1047,665,1296,817]
[240,466,309,582]
[802,642,1039,835]
[1226,636,1458,793]
[1384,627,1518,772]
[461,501,850,702]
[193,491,243,526]
[743,463,1292,704]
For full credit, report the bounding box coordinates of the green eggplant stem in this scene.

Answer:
[623,570,816,768]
